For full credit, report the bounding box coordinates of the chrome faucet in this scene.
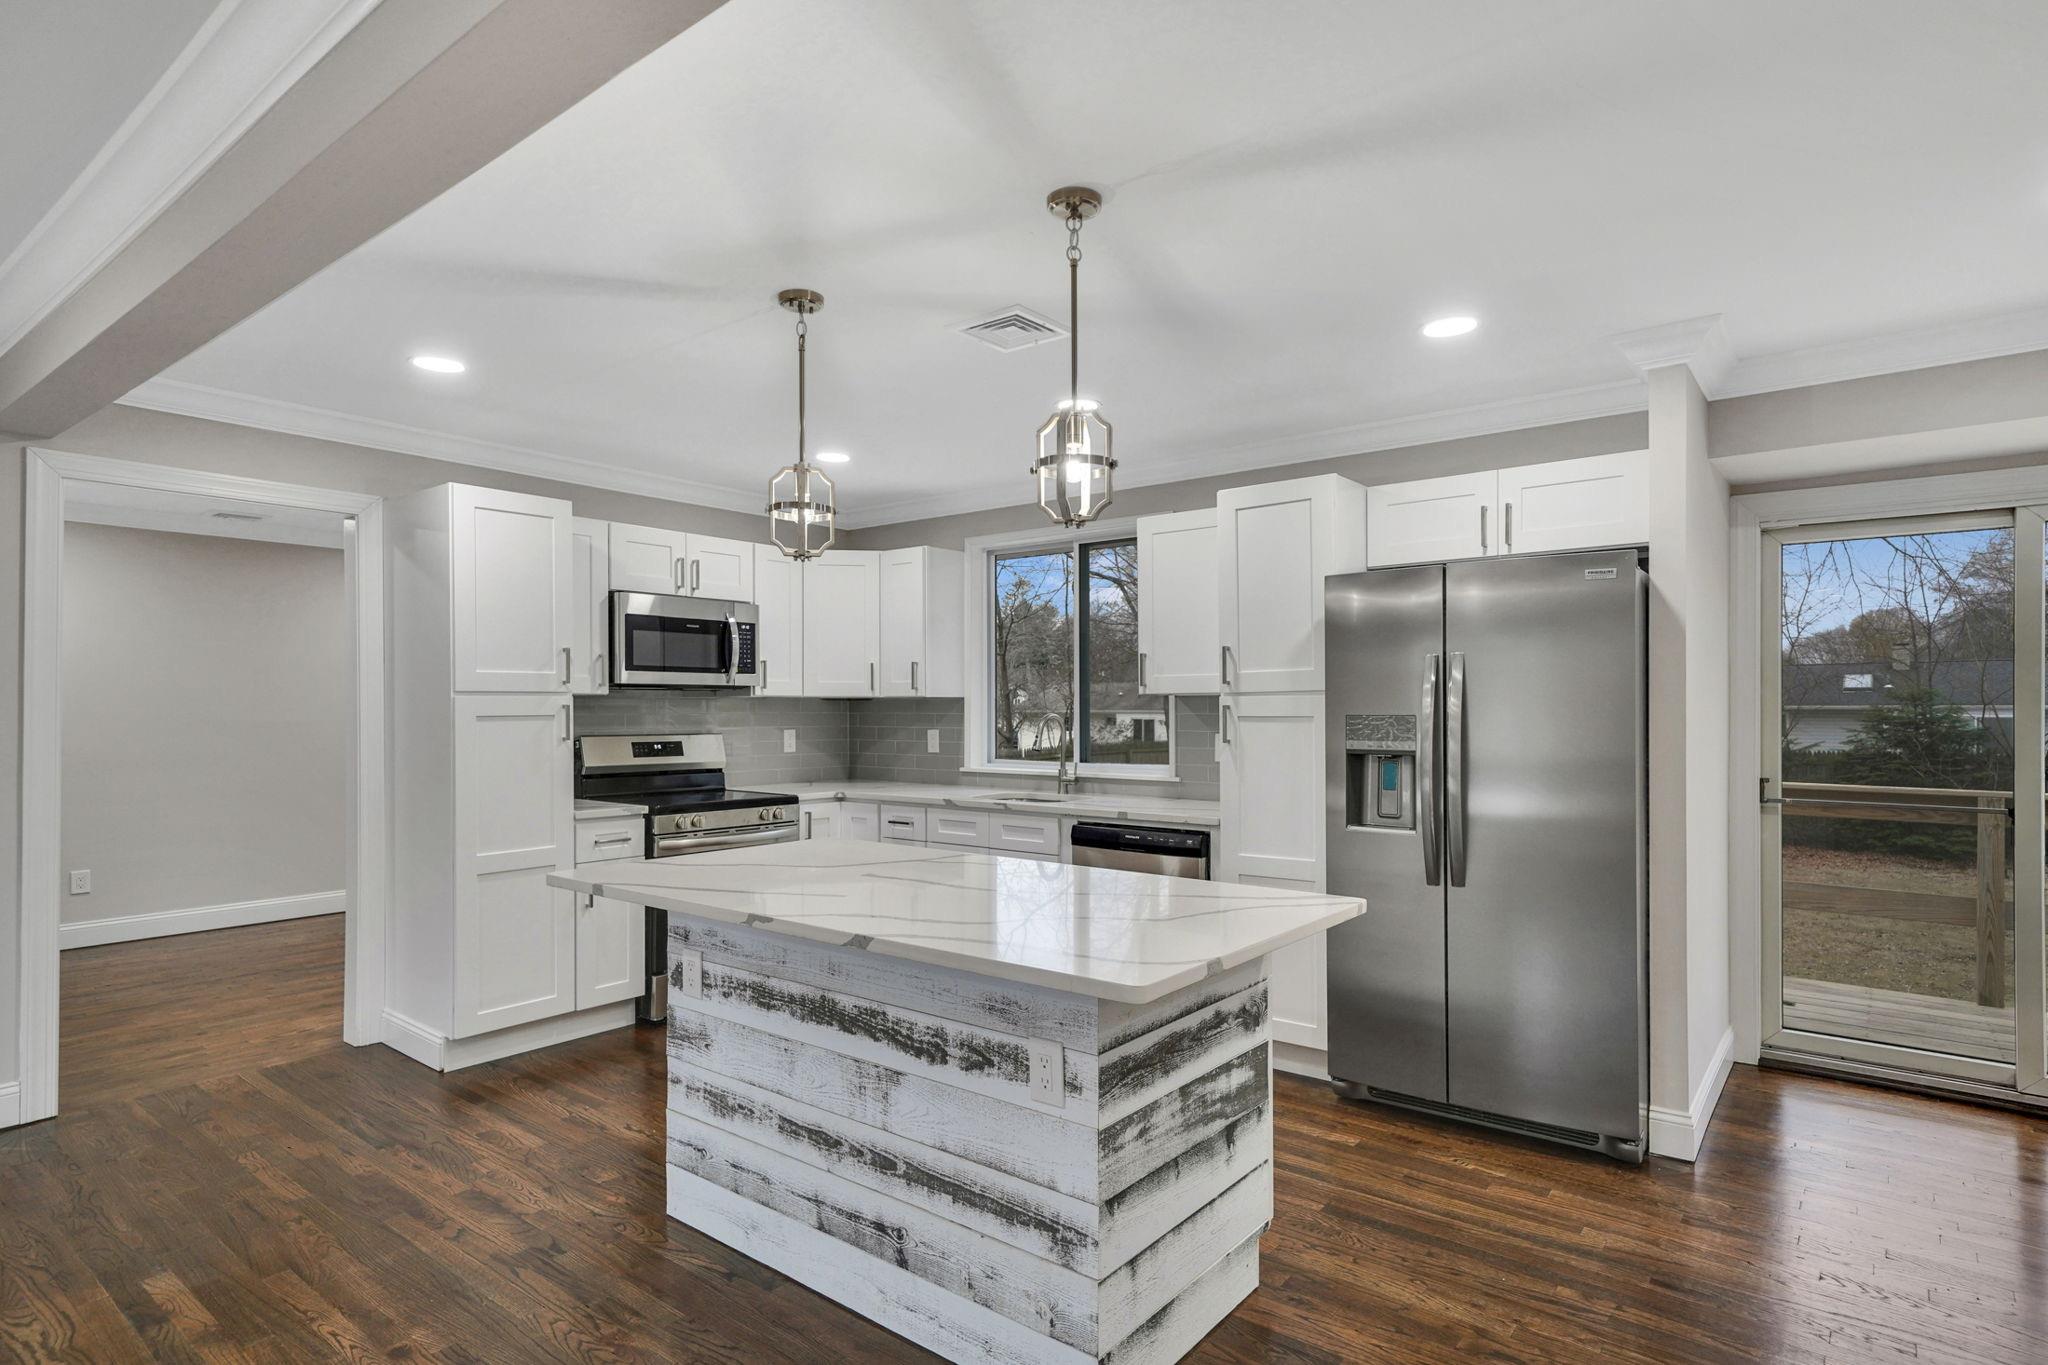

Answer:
[1056,711,1079,794]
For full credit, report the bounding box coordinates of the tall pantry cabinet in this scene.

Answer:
[1215,474,1366,1055]
[386,484,628,1071]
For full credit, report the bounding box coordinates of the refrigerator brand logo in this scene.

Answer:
[1584,567,1618,580]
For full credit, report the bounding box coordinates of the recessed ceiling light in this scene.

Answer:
[410,354,466,374]
[815,450,851,464]
[1421,316,1478,339]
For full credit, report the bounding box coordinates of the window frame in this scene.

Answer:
[963,519,1179,782]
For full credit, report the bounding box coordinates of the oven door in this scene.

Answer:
[610,592,757,688]
[651,823,800,857]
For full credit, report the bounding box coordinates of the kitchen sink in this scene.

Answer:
[990,793,1072,805]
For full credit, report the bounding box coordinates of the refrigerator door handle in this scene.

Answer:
[1420,652,1441,886]
[1446,651,1467,886]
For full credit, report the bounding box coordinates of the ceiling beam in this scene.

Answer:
[0,0,727,438]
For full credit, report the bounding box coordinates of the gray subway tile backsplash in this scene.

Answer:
[573,691,1220,801]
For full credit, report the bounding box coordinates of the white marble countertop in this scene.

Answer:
[777,780,1221,828]
[549,837,1358,1003]
[574,798,648,821]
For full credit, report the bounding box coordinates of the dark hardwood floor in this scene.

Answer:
[6,916,2047,1363]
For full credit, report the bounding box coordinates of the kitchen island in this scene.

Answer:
[550,838,1361,1364]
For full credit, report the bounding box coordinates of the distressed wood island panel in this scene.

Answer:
[663,914,1276,1364]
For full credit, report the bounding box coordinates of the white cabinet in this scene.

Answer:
[801,799,879,840]
[800,800,838,839]
[1496,451,1648,556]
[803,550,880,697]
[926,809,988,848]
[1217,475,1367,695]
[571,889,644,1011]
[607,521,689,595]
[452,694,576,1037]
[879,546,965,697]
[987,812,1060,857]
[687,533,755,602]
[608,523,756,601]
[1366,470,1497,567]
[1136,509,1220,695]
[754,545,805,697]
[570,516,610,694]
[1365,452,1649,568]
[574,817,642,863]
[841,801,880,841]
[447,484,574,693]
[1216,691,1328,1050]
[879,804,927,844]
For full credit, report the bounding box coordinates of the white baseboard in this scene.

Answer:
[1271,1041,1332,1083]
[60,890,344,949]
[1648,1025,1736,1162]
[0,1081,20,1129]
[379,1002,636,1072]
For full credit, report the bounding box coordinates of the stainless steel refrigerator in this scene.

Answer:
[1325,548,1647,1162]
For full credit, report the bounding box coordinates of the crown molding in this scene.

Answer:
[1610,314,1736,396]
[1719,304,2048,399]
[119,378,768,517]
[0,0,382,354]
[839,377,1649,529]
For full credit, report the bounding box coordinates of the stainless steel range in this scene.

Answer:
[573,733,798,1019]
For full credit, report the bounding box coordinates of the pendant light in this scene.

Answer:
[767,288,836,559]
[1034,187,1115,526]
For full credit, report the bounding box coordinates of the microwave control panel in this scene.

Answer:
[734,622,756,675]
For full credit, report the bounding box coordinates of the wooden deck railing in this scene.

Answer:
[1781,782,2011,1007]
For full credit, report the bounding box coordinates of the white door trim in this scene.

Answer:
[1732,462,2048,1078]
[13,447,387,1126]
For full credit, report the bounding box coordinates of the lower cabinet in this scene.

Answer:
[1218,690,1328,1052]
[800,799,879,840]
[568,887,645,1010]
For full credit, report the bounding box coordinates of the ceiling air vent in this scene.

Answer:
[956,306,1067,352]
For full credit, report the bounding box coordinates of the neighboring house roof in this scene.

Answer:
[1782,659,2014,710]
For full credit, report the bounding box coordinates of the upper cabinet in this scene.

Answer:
[447,485,574,694]
[1366,452,1648,568]
[607,522,756,601]
[1365,470,1497,566]
[753,544,805,697]
[1495,452,1649,557]
[878,547,965,697]
[1135,508,1220,695]
[802,550,880,697]
[1217,475,1368,694]
[570,516,610,695]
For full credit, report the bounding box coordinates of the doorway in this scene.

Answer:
[1761,508,2047,1096]
[13,449,387,1126]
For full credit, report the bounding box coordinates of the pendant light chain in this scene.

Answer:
[795,306,808,467]
[1067,210,1082,409]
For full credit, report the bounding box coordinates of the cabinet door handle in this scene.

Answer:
[1221,704,1233,744]
[1479,504,1489,553]
[910,660,919,694]
[674,556,685,591]
[869,661,876,694]
[1504,502,1513,551]
[583,892,595,911]
[593,834,634,846]
[1219,644,1234,687]
[592,652,603,687]
[560,704,570,742]
[803,810,813,838]
[691,558,701,592]
[560,646,572,686]
[1138,652,1146,691]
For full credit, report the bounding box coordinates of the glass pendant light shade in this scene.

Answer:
[1034,399,1114,526]
[1036,186,1116,527]
[767,287,836,560]
[769,459,835,558]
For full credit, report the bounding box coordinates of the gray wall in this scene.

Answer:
[844,413,1650,549]
[61,524,346,926]
[573,693,850,788]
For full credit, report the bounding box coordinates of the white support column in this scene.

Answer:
[1614,316,1736,1160]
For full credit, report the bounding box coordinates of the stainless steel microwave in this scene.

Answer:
[609,591,759,689]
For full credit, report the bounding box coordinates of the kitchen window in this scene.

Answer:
[970,521,1174,779]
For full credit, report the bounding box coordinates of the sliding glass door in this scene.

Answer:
[1763,510,2048,1092]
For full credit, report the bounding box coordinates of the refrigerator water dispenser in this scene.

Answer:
[1346,750,1415,829]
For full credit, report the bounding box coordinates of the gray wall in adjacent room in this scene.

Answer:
[61,524,347,927]
[573,693,852,788]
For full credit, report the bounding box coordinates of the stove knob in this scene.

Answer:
[770,807,785,821]
[689,814,705,829]
[757,808,771,822]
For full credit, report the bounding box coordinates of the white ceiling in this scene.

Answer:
[150,0,2048,524]
[0,0,221,268]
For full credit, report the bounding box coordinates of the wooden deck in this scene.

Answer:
[1783,974,2015,1063]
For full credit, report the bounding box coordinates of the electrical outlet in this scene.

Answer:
[783,728,797,754]
[68,869,91,895]
[927,728,940,754]
[1028,1038,1064,1108]
[675,947,703,999]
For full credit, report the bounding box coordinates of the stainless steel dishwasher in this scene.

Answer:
[1068,822,1211,878]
